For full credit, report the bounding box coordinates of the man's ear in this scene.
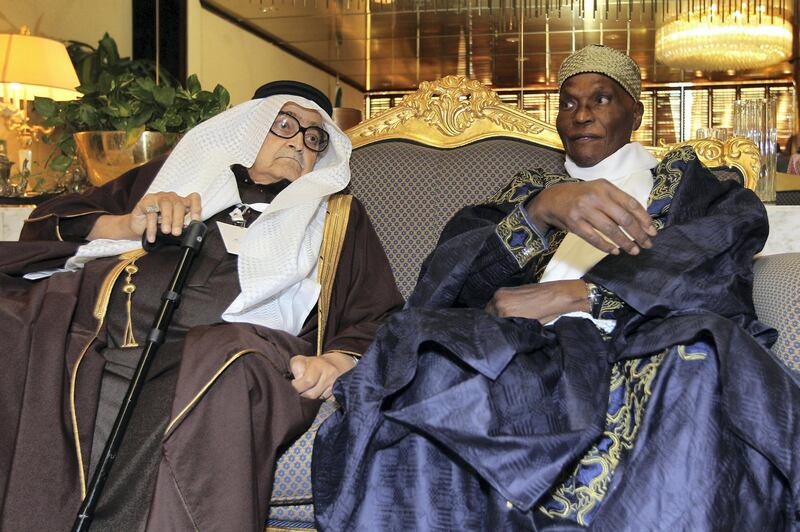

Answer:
[631,100,644,132]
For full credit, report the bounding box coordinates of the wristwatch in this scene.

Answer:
[585,282,603,318]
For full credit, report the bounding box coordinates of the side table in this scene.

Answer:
[0,205,35,241]
[762,204,800,256]
[0,194,58,241]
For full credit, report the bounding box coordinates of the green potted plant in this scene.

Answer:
[34,33,230,185]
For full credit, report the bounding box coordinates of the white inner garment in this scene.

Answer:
[61,94,352,335]
[540,142,658,331]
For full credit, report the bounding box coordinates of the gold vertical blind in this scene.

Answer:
[711,88,737,132]
[682,88,710,141]
[631,92,655,146]
[770,86,795,150]
[654,89,682,145]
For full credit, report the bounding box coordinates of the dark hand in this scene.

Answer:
[526,179,656,255]
[485,280,590,324]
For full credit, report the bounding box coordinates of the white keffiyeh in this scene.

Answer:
[64,94,352,334]
[540,142,658,330]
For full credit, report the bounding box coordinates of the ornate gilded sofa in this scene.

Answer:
[265,76,800,530]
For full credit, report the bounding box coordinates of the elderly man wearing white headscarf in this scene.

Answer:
[1,81,403,531]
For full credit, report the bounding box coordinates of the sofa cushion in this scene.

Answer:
[708,166,743,185]
[270,399,339,506]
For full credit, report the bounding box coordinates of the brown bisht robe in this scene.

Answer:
[0,159,403,531]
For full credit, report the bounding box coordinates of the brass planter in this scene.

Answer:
[74,131,180,186]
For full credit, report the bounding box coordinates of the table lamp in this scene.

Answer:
[0,26,81,176]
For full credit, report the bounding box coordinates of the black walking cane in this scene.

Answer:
[72,220,208,532]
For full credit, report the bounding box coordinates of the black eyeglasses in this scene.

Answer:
[270,112,330,153]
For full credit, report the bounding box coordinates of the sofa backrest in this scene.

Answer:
[350,138,564,297]
[347,76,762,300]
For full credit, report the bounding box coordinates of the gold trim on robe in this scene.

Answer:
[24,210,110,242]
[316,194,353,356]
[71,248,147,497]
[163,348,262,437]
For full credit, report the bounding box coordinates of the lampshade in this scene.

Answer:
[0,32,81,102]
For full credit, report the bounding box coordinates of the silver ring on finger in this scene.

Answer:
[144,204,160,214]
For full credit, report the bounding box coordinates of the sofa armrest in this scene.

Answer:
[753,253,800,372]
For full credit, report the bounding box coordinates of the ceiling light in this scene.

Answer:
[656,13,792,71]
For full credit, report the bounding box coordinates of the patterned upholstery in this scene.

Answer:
[777,190,800,205]
[264,77,800,530]
[709,167,743,185]
[267,507,314,527]
[267,400,338,530]
[753,253,800,372]
[349,139,566,298]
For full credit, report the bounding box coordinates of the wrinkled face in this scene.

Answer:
[556,73,644,168]
[249,102,325,183]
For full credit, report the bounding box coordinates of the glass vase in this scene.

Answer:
[733,98,778,203]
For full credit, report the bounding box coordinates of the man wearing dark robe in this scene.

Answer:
[313,46,800,530]
[0,81,403,530]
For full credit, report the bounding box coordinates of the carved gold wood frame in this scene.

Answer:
[349,76,761,191]
[647,137,761,191]
[349,75,563,150]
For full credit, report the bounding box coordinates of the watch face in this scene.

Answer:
[587,284,603,318]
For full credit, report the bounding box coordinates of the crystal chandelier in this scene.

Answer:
[656,8,793,72]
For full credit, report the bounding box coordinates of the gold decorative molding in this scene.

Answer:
[647,137,761,191]
[350,76,760,192]
[350,75,563,150]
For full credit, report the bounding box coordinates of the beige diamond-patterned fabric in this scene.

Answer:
[753,253,800,372]
[270,400,339,506]
[349,138,566,298]
[709,167,743,185]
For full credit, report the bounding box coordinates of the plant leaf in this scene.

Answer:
[149,118,167,132]
[78,104,99,125]
[186,74,201,95]
[130,109,153,127]
[98,33,120,65]
[153,85,176,108]
[126,125,146,147]
[50,154,74,172]
[110,117,129,131]
[97,71,114,95]
[164,109,183,128]
[33,97,57,117]
[214,85,231,108]
[110,102,131,117]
